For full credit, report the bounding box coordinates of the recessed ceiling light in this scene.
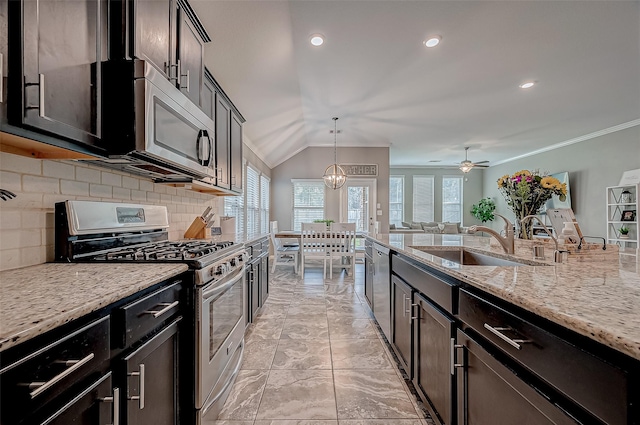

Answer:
[424,36,441,48]
[310,34,324,46]
[519,81,536,89]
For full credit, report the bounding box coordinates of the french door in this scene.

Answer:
[340,178,377,233]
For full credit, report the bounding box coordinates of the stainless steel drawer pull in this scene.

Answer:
[450,338,464,375]
[24,74,45,116]
[100,387,120,425]
[128,364,145,409]
[144,300,179,318]
[27,352,95,398]
[484,323,532,350]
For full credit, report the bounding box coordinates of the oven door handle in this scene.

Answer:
[202,267,245,301]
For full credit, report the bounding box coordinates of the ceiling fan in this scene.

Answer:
[459,147,489,173]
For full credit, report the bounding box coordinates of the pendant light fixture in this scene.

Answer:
[323,117,347,189]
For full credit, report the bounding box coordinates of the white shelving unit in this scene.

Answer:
[606,184,639,256]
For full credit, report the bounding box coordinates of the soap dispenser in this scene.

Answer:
[561,222,577,244]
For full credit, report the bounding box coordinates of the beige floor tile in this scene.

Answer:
[281,317,329,340]
[330,339,393,369]
[328,318,378,339]
[273,339,332,369]
[217,369,269,421]
[241,339,279,369]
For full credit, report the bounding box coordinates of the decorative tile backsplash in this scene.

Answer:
[0,151,219,271]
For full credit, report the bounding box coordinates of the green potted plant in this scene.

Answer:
[619,226,629,238]
[313,219,335,228]
[470,198,496,223]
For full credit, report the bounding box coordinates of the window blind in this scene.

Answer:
[413,175,434,222]
[246,165,260,234]
[442,176,463,223]
[260,174,270,233]
[292,180,325,231]
[224,194,244,234]
[389,175,404,226]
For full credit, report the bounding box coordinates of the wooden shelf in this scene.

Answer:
[0,131,99,160]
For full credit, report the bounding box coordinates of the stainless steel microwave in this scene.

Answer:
[91,59,216,184]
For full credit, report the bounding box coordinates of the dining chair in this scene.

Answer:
[270,228,299,274]
[271,220,299,248]
[300,222,329,278]
[328,222,356,278]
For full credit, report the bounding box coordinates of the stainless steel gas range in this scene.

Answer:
[55,200,246,423]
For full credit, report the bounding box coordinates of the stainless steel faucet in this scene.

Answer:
[469,214,515,254]
[521,215,568,263]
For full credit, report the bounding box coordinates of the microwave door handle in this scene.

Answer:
[197,130,211,166]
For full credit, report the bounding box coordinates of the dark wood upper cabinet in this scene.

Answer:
[132,0,176,79]
[230,111,244,192]
[215,93,231,190]
[7,0,107,148]
[177,6,203,106]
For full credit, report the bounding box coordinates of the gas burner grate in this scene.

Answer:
[95,240,235,262]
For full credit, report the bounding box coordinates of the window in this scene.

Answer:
[246,165,260,234]
[442,176,463,223]
[413,175,434,222]
[224,194,244,234]
[292,180,325,231]
[260,175,270,233]
[389,176,404,226]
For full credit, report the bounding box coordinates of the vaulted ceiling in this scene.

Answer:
[191,0,640,169]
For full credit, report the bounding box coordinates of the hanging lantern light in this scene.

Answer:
[323,117,347,189]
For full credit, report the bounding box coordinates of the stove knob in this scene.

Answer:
[213,265,225,276]
[229,258,237,267]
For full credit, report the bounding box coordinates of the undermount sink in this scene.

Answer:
[409,247,546,267]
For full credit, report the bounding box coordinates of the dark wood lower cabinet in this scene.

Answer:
[250,260,260,321]
[121,318,181,425]
[260,254,269,306]
[456,329,577,425]
[414,294,456,425]
[391,275,413,375]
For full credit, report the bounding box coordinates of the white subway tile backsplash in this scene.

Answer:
[0,171,22,192]
[90,184,113,198]
[101,171,122,187]
[43,161,75,180]
[76,166,102,184]
[0,152,42,175]
[0,152,220,271]
[61,180,90,196]
[23,175,60,194]
[113,187,131,200]
[122,176,139,190]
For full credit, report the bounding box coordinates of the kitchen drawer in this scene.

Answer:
[0,316,110,423]
[392,254,459,315]
[114,281,182,348]
[261,239,270,254]
[459,288,628,425]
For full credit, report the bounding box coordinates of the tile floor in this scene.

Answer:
[209,261,435,425]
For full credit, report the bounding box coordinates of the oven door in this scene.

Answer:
[196,266,245,410]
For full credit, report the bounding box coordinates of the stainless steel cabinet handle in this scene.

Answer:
[128,364,145,409]
[27,353,95,398]
[450,338,464,375]
[0,53,4,103]
[144,300,179,318]
[100,387,120,425]
[24,74,45,116]
[165,61,179,82]
[181,68,190,93]
[410,303,418,320]
[402,294,408,317]
[483,323,532,350]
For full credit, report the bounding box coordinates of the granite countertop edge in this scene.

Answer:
[0,263,189,353]
[367,233,640,362]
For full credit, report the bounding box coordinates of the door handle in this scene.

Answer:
[197,130,211,166]
[100,387,120,425]
[128,363,145,409]
[450,338,464,375]
[24,74,45,117]
[181,68,190,93]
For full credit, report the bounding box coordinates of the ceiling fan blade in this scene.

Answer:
[473,164,490,168]
[473,160,490,165]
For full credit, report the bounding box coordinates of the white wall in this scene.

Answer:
[390,167,484,226]
[482,125,640,237]
[271,146,389,231]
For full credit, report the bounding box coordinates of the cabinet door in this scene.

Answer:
[201,76,215,120]
[123,318,181,425]
[10,0,107,146]
[215,94,231,189]
[230,112,244,192]
[414,294,455,425]
[260,255,269,306]
[364,257,373,308]
[250,262,260,320]
[391,276,413,375]
[177,5,203,106]
[245,266,252,327]
[1,0,6,109]
[37,373,115,425]
[457,329,577,425]
[133,0,176,80]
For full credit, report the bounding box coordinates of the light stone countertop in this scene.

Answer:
[368,233,640,361]
[0,263,188,353]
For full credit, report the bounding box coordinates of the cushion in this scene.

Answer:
[410,222,423,229]
[401,221,411,228]
[420,222,438,229]
[442,223,459,234]
[389,224,396,229]
[423,226,441,234]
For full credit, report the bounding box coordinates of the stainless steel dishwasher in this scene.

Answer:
[372,242,391,340]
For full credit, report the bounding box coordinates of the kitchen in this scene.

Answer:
[1,0,640,424]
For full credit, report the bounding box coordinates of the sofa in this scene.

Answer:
[389,221,476,234]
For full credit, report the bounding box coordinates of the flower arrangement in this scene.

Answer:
[497,170,567,239]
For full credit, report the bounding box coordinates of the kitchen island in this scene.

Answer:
[365,232,639,425]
